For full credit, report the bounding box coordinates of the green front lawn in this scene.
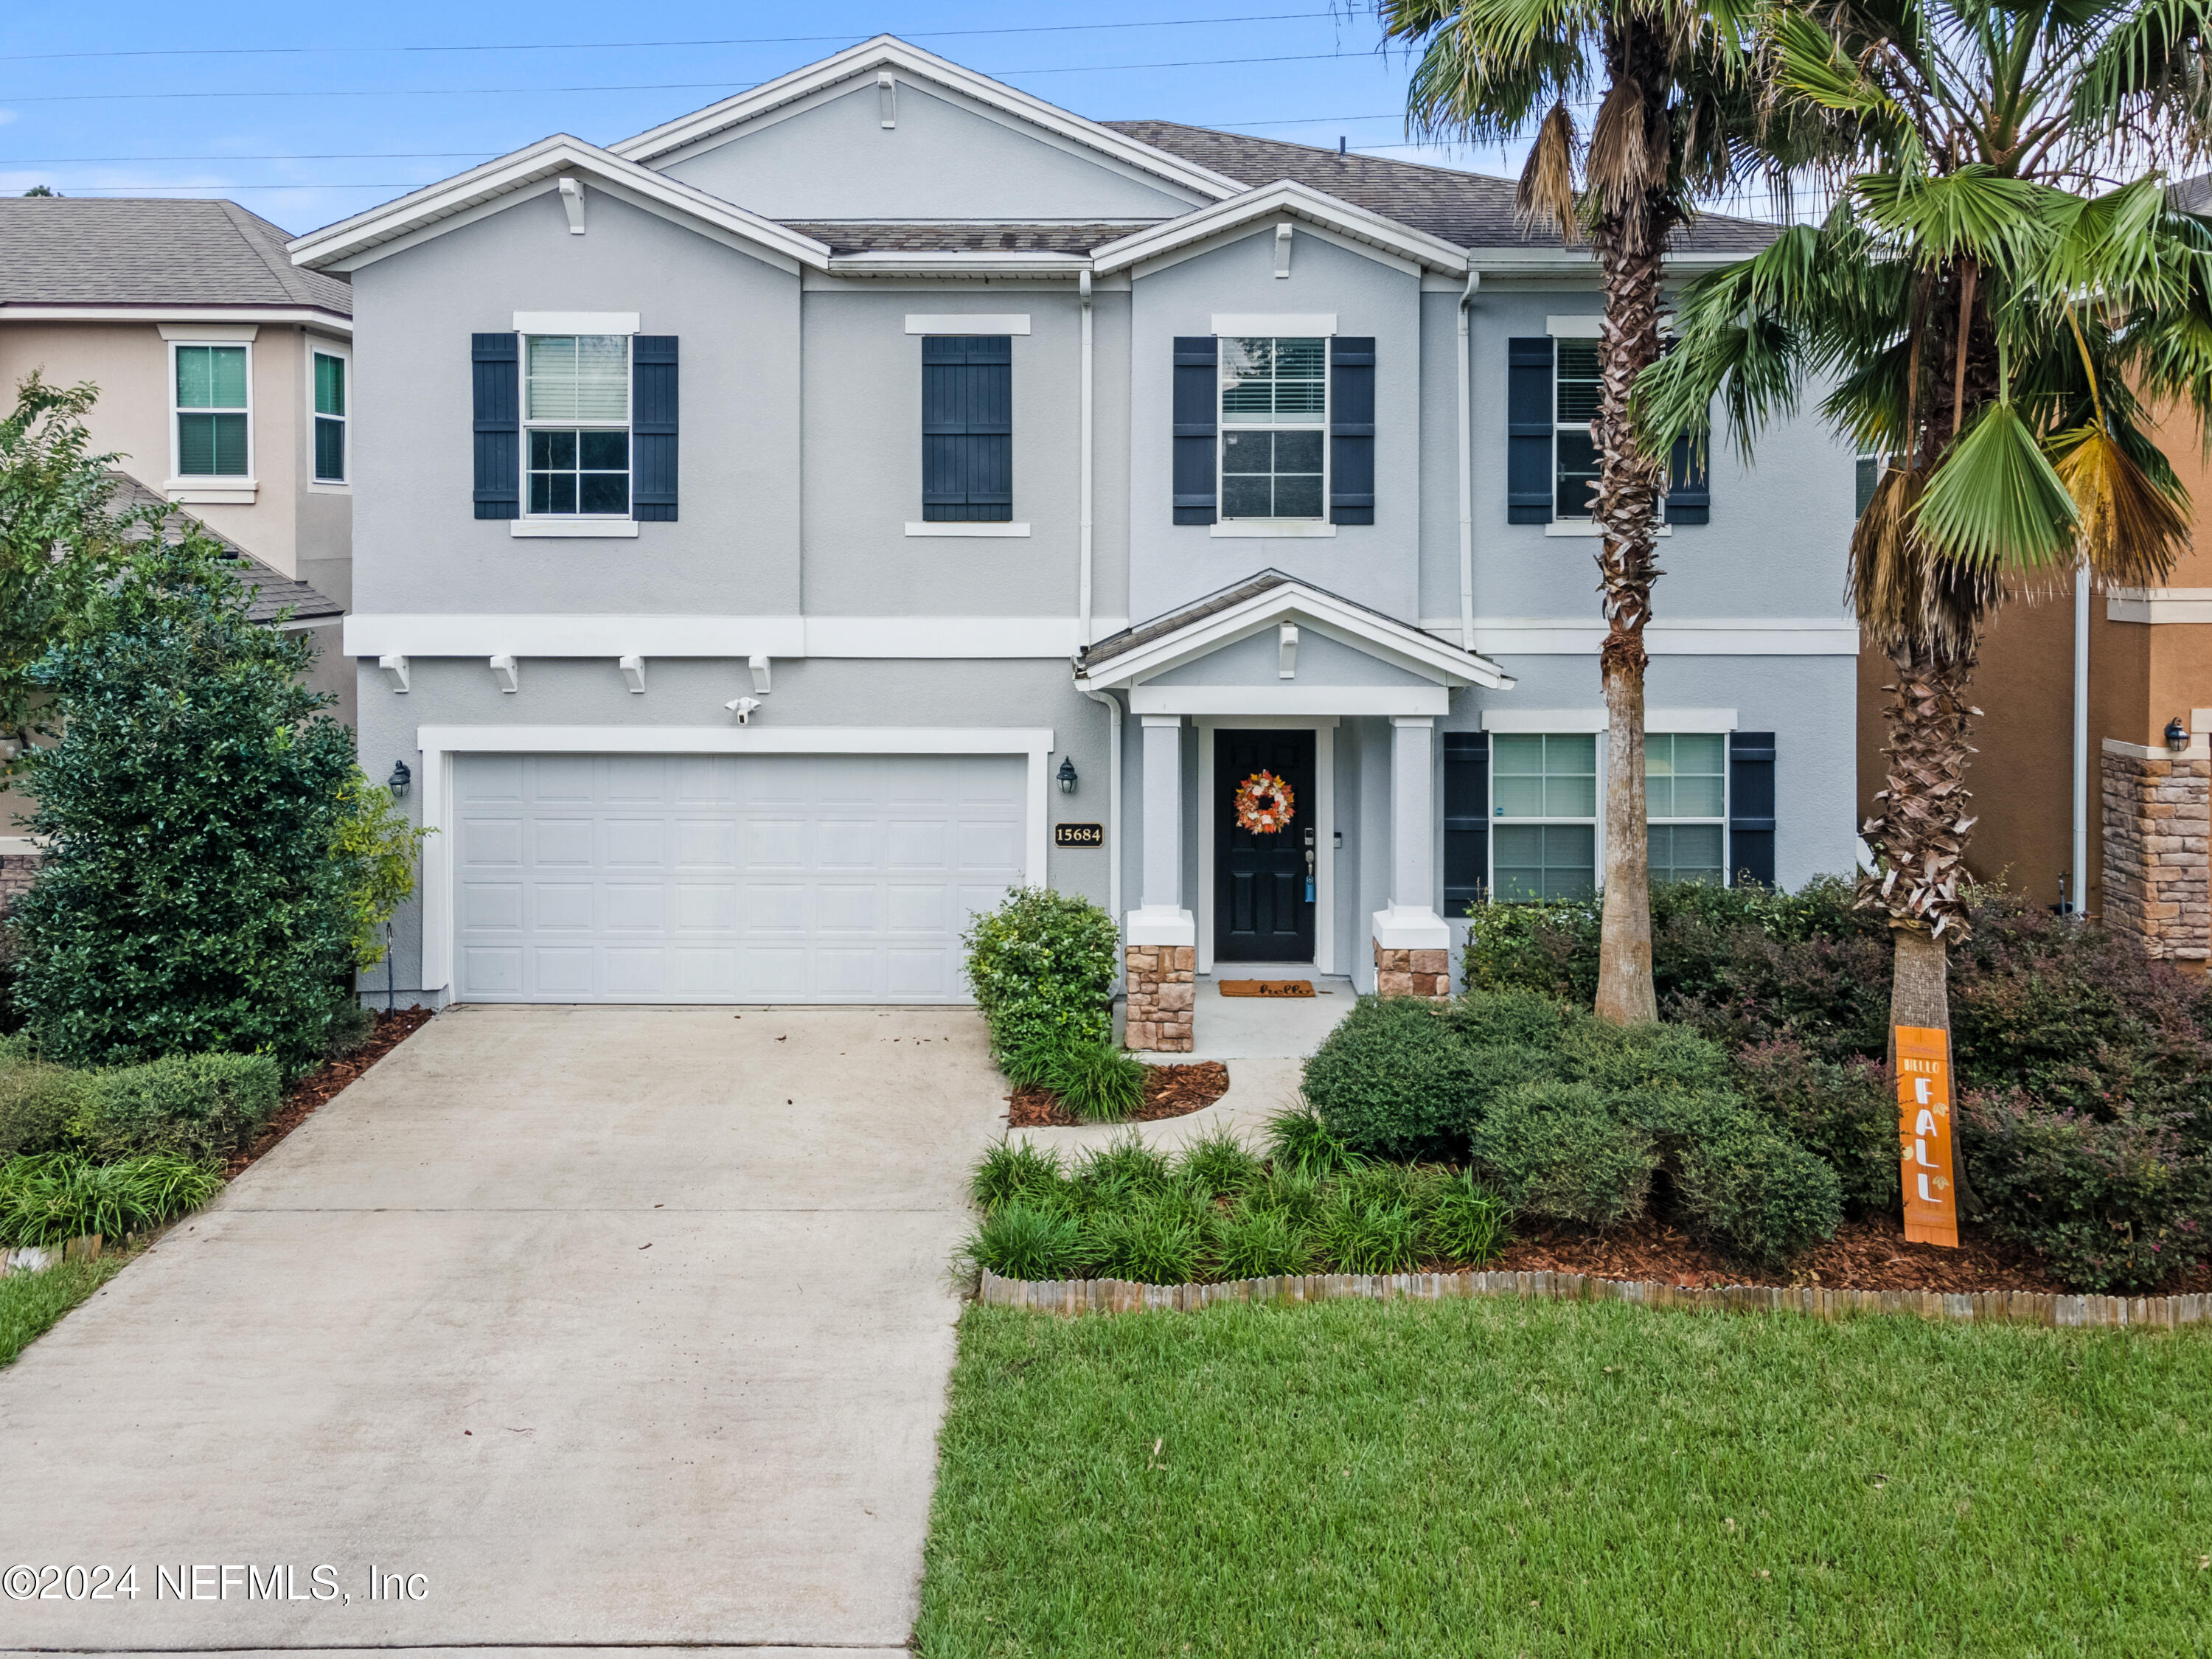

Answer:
[919,1299,2211,1657]
[0,1255,124,1368]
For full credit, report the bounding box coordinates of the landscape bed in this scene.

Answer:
[917,1297,2212,1658]
[225,1005,434,1176]
[1006,1060,1230,1127]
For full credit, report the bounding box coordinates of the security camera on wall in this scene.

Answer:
[725,696,762,725]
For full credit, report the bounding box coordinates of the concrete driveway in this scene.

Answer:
[0,1004,1010,1655]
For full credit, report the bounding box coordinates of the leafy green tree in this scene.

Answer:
[333,770,428,971]
[1383,0,1788,1023]
[1638,0,2212,1062]
[0,374,156,773]
[11,538,363,1073]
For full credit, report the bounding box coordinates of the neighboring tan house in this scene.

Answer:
[1855,178,2212,966]
[293,36,1863,1041]
[0,196,354,728]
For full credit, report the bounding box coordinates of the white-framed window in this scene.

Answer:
[1490,733,1598,900]
[1644,731,1728,885]
[173,342,251,478]
[522,333,630,518]
[1554,338,1600,520]
[312,347,347,484]
[1219,335,1326,521]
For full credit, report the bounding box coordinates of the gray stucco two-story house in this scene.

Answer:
[290,36,1859,1047]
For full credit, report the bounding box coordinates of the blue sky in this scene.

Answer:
[0,1,1535,234]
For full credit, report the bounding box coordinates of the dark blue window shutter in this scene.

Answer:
[1507,336,1554,524]
[1443,731,1490,915]
[1329,336,1375,525]
[1172,335,1217,525]
[1666,432,1710,525]
[471,332,518,520]
[632,335,678,522]
[922,335,1012,521]
[1729,731,1775,888]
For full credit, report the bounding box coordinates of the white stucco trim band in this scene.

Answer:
[2107,588,2212,624]
[411,723,1054,994]
[344,614,1132,659]
[1481,707,1739,733]
[1436,618,1860,655]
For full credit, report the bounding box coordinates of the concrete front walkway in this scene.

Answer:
[0,1005,1009,1655]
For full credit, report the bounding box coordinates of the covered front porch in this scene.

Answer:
[1076,571,1513,1053]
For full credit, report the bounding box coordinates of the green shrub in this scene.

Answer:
[1961,1092,2210,1293]
[13,541,362,1074]
[1314,1192,1421,1273]
[0,1152,224,1247]
[1244,1165,1329,1228]
[0,1057,89,1159]
[1444,986,1577,1051]
[1085,1199,1206,1284]
[1070,1135,1174,1206]
[966,1203,1086,1281]
[71,1052,282,1162]
[970,1140,1067,1215]
[1301,996,1495,1159]
[1559,1019,1735,1096]
[962,887,1121,1058]
[1674,1118,1845,1264]
[1732,1040,1899,1214]
[1470,1082,1656,1231]
[1416,1174,1512,1267]
[1263,1103,1365,1178]
[1175,1127,1264,1199]
[1213,1205,1312,1278]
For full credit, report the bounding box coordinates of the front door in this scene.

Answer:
[1214,728,1317,962]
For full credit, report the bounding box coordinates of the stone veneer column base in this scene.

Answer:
[2101,746,2211,961]
[1124,945,1194,1052]
[1373,939,1450,998]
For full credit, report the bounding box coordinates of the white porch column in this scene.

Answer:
[1130,714,1194,945]
[1372,714,1450,995]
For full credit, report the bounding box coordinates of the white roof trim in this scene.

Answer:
[286,134,834,273]
[0,305,349,333]
[610,35,1246,204]
[1091,180,1471,277]
[830,251,1091,277]
[1079,580,1512,692]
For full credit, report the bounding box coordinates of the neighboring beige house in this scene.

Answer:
[0,197,353,728]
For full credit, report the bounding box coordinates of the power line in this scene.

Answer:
[10,13,1347,63]
[0,152,502,164]
[0,51,1377,105]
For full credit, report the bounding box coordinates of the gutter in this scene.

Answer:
[1457,271,1479,650]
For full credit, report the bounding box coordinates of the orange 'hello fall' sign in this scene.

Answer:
[1894,1025,1958,1248]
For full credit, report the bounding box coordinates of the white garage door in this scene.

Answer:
[453,752,1026,1003]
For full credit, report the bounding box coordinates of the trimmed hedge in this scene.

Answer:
[1301,995,1536,1161]
[0,1048,280,1164]
[962,887,1120,1059]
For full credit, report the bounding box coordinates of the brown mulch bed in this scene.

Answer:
[1497,1211,2212,1296]
[223,1007,434,1177]
[1007,1060,1231,1128]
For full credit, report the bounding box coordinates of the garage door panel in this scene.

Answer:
[456,752,1026,1003]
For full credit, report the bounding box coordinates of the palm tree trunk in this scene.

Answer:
[1590,189,1669,1026]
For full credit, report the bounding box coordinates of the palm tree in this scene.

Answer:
[1636,0,2212,1062]
[1383,0,1773,1023]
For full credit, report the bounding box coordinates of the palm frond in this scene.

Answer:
[1518,102,1580,237]
[2048,423,2192,586]
[1913,401,2079,571]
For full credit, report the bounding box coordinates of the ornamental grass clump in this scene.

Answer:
[970,1139,1067,1214]
[0,1152,223,1247]
[965,1203,1086,1282]
[1175,1126,1264,1199]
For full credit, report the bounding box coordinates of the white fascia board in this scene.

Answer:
[0,305,349,333]
[608,35,1242,202]
[287,135,833,273]
[1092,181,1470,277]
[1455,617,1861,655]
[1130,686,1450,717]
[344,614,808,658]
[1481,707,1739,734]
[1084,582,1511,691]
[835,253,1087,277]
[415,724,1054,757]
[1470,246,1753,279]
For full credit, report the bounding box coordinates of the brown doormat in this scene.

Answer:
[1218,979,1316,998]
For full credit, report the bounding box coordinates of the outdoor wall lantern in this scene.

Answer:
[388,759,412,800]
[2167,717,2191,755]
[1057,756,1079,794]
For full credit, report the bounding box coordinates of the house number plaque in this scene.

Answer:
[1054,822,1105,848]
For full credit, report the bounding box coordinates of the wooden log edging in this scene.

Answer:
[975,1267,2212,1330]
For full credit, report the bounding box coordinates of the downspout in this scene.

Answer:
[1079,681,1124,931]
[1079,267,1095,647]
[1457,269,1480,650]
[2072,566,2089,914]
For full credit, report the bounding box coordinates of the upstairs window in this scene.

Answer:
[175,344,249,477]
[1220,336,1326,520]
[1554,339,1600,520]
[524,334,630,517]
[922,335,1012,521]
[313,349,347,483]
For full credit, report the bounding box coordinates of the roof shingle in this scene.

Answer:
[106,473,344,627]
[0,198,352,313]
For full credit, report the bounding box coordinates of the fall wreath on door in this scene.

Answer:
[1234,770,1296,835]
